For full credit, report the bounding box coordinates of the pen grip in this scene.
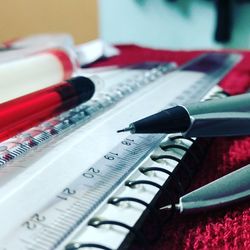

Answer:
[181,164,250,213]
[132,106,191,133]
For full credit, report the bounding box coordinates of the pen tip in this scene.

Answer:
[160,204,180,211]
[159,205,172,210]
[117,127,132,133]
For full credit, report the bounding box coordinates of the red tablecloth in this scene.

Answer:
[94,45,250,249]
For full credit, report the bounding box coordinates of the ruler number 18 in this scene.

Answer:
[121,139,134,146]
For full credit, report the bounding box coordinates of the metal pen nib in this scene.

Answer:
[117,124,135,133]
[160,204,181,211]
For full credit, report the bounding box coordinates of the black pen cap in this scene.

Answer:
[132,106,191,134]
[67,76,95,103]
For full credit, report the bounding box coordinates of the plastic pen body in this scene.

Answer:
[161,164,250,213]
[0,48,76,104]
[187,92,250,114]
[0,76,95,142]
[118,92,250,135]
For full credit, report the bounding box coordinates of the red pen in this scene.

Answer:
[0,48,77,104]
[0,76,95,142]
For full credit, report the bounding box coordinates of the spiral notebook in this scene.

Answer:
[0,52,241,250]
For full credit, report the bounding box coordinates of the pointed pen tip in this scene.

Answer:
[159,205,172,210]
[160,204,180,211]
[117,127,132,133]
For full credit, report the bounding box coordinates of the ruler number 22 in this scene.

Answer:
[23,213,46,230]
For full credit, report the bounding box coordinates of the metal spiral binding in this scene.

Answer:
[160,144,199,165]
[0,63,176,167]
[139,166,184,195]
[66,243,112,250]
[87,218,148,248]
[70,135,199,250]
[108,195,163,242]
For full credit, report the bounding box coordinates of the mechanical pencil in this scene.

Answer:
[118,92,250,136]
[160,164,250,213]
[0,76,95,142]
[0,48,77,104]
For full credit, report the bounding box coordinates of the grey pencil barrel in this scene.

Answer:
[179,164,250,213]
[187,92,250,115]
[184,112,250,137]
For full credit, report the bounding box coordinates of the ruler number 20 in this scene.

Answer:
[82,167,100,178]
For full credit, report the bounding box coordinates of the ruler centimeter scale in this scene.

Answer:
[0,53,241,250]
[4,133,166,250]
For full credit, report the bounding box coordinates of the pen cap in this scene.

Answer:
[132,106,191,133]
[66,76,95,104]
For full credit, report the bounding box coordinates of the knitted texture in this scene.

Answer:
[94,45,250,249]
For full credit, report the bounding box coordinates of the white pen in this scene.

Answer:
[160,164,250,213]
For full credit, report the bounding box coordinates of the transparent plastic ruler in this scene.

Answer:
[2,133,166,250]
[0,53,242,250]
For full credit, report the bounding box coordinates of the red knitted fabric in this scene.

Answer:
[94,45,250,250]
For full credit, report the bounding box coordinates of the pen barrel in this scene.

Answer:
[185,112,250,137]
[180,164,250,213]
[0,48,76,104]
[131,106,191,133]
[188,92,250,115]
[0,76,95,142]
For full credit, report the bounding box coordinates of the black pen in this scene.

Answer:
[117,93,250,137]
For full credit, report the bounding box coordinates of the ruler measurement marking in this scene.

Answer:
[72,202,89,210]
[70,205,88,214]
[72,198,90,206]
[19,238,36,249]
[54,219,74,229]
[26,240,49,250]
[57,215,75,225]
[54,207,66,213]
[63,211,82,221]
[50,222,69,234]
[40,223,66,236]
[34,234,57,246]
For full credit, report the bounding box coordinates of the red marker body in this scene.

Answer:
[0,76,95,142]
